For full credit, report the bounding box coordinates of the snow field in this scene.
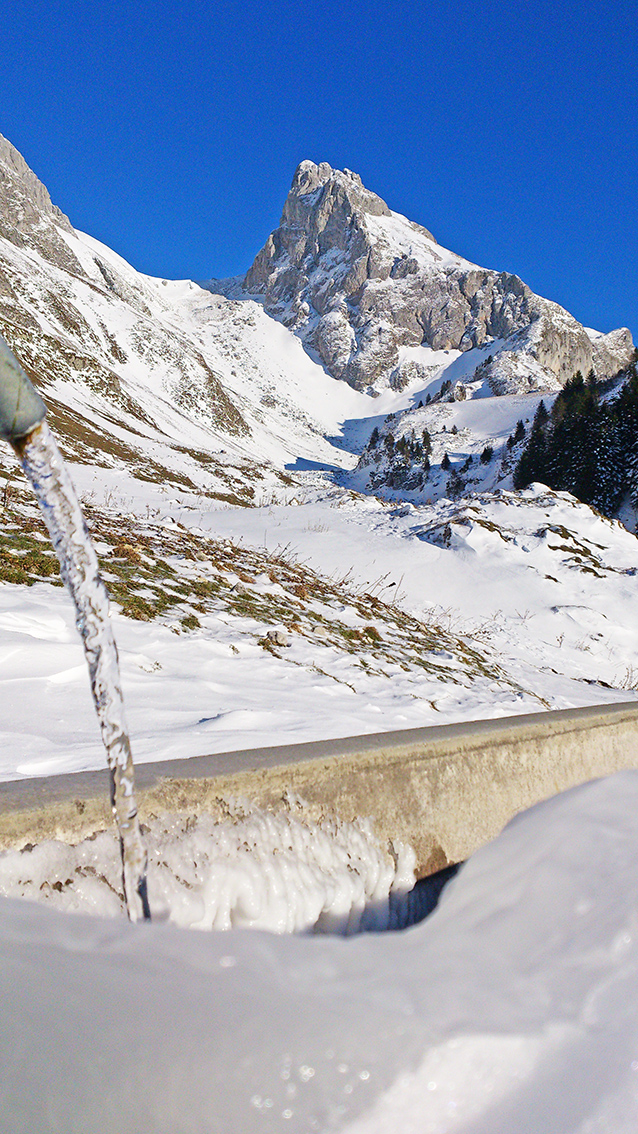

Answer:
[0,483,558,782]
[193,485,638,711]
[1,470,636,784]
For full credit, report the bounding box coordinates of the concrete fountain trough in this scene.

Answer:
[2,700,638,876]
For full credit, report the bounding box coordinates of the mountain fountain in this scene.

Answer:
[0,334,149,921]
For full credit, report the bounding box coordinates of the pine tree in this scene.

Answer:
[513,370,638,516]
[446,470,465,499]
[514,404,549,488]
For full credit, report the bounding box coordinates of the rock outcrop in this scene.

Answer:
[589,327,637,379]
[245,161,634,393]
[0,133,87,278]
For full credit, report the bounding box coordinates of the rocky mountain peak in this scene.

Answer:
[287,159,392,220]
[0,135,73,230]
[245,160,396,312]
[244,161,635,394]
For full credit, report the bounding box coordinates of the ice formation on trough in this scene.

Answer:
[15,420,149,921]
[0,804,417,934]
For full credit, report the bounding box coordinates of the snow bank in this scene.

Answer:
[2,770,638,1132]
[0,804,416,935]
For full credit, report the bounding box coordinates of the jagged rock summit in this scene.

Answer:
[245,160,635,394]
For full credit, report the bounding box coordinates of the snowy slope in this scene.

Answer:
[0,470,635,784]
[196,484,638,709]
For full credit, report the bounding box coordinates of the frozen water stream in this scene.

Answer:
[13,421,149,921]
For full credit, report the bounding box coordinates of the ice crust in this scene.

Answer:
[0,805,416,934]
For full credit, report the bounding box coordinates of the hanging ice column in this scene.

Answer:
[0,335,150,922]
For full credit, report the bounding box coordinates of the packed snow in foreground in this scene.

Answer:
[2,769,638,1132]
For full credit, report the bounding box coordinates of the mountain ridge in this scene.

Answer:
[0,134,636,527]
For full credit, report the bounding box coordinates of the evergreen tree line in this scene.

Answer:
[514,366,638,516]
[368,426,433,468]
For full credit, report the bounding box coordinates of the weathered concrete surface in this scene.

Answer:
[1,701,638,875]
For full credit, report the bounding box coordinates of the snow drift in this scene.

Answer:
[2,770,638,1132]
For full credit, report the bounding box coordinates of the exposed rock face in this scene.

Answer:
[245,160,634,392]
[589,327,637,379]
[246,162,393,299]
[0,134,86,277]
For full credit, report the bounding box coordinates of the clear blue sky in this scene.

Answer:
[2,0,637,339]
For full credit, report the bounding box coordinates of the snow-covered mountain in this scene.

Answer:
[0,131,637,778]
[1,134,635,505]
[3,136,638,1134]
[244,160,635,395]
[0,135,381,504]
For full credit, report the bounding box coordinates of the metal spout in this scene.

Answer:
[0,334,47,442]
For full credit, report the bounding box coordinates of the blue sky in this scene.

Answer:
[2,0,637,339]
